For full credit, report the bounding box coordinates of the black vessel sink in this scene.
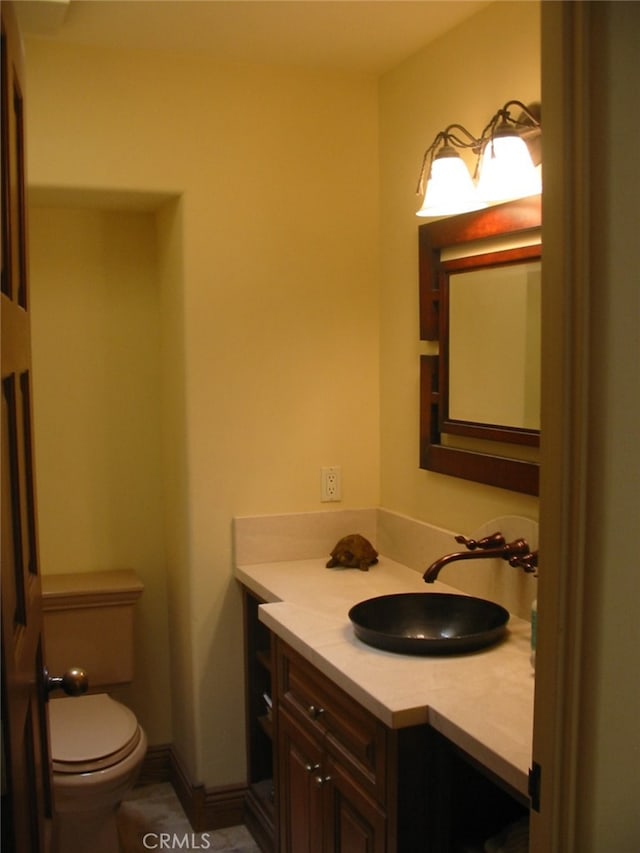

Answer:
[348,592,509,655]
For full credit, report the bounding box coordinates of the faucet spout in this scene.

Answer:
[423,535,531,583]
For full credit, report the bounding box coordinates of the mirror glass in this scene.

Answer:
[448,260,541,430]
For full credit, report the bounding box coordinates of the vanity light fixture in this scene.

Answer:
[416,100,541,218]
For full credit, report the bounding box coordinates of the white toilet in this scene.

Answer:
[42,570,147,853]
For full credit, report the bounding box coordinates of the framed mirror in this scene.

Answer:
[419,196,541,495]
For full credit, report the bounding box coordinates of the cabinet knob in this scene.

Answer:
[305,763,320,773]
[308,704,325,719]
[314,774,331,787]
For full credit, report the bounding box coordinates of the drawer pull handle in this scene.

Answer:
[305,763,320,773]
[308,704,325,719]
[315,774,331,787]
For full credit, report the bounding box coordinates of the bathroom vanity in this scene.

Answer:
[236,549,533,853]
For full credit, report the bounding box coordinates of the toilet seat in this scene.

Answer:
[49,693,141,774]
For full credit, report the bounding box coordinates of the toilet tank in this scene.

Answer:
[42,570,144,690]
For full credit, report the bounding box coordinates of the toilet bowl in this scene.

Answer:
[49,693,147,853]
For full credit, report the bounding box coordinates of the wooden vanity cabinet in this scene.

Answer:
[276,640,388,853]
[278,704,388,853]
[275,638,430,853]
[242,585,528,853]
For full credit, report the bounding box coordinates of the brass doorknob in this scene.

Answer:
[44,666,89,697]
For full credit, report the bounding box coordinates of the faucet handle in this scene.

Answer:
[454,531,506,551]
[509,549,538,574]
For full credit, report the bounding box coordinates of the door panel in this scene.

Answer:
[324,754,386,853]
[1,3,53,851]
[278,706,323,853]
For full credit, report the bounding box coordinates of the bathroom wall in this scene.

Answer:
[24,41,380,786]
[378,0,540,534]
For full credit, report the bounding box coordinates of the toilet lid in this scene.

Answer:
[49,693,141,773]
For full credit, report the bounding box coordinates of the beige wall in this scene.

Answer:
[25,0,540,789]
[25,41,380,785]
[378,0,540,531]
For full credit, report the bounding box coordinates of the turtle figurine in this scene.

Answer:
[326,534,378,571]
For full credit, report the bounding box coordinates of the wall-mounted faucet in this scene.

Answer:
[423,531,538,583]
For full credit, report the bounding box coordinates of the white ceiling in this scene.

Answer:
[15,0,492,75]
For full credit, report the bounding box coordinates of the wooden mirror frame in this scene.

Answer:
[419,196,542,495]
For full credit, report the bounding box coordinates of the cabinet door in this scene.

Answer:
[278,706,324,853]
[323,754,387,853]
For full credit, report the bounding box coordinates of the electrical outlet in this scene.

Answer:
[321,466,342,502]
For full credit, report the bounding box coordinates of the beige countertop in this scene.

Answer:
[235,555,534,798]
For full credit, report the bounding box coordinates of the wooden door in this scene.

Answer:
[1,3,53,851]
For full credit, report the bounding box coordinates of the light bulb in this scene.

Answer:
[416,151,483,217]
[477,134,541,203]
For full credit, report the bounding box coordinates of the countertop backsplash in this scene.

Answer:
[234,508,538,621]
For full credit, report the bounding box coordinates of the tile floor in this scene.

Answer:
[118,783,260,853]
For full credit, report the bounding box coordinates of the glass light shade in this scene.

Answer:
[476,134,541,203]
[416,152,483,217]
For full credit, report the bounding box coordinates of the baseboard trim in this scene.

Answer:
[137,744,246,832]
[137,743,173,786]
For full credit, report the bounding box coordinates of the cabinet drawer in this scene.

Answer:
[276,640,387,801]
